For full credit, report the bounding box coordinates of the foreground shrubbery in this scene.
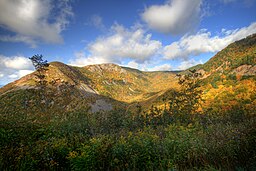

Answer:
[1,107,256,170]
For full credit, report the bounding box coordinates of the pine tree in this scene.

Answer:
[29,54,49,111]
[29,54,49,88]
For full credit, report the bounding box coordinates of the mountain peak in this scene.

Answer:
[84,63,126,73]
[49,61,67,66]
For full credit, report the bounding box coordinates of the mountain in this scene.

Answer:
[0,62,179,102]
[131,34,256,112]
[190,34,256,79]
[0,61,179,117]
[190,34,256,112]
[0,34,256,117]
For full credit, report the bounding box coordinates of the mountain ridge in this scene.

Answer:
[0,61,179,115]
[0,34,256,115]
[194,34,256,76]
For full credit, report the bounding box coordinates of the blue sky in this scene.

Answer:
[0,0,256,85]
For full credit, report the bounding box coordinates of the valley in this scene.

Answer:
[0,34,256,170]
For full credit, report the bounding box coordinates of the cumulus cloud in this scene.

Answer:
[70,24,162,66]
[148,64,172,71]
[127,60,140,69]
[177,59,203,70]
[70,51,110,67]
[164,22,256,59]
[70,22,256,71]
[0,0,73,46]
[4,56,33,70]
[141,0,202,34]
[0,55,34,85]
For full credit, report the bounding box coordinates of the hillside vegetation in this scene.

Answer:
[0,34,256,170]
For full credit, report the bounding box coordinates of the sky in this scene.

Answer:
[0,0,256,85]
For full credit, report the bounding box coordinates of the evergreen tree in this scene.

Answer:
[29,54,49,110]
[29,54,49,88]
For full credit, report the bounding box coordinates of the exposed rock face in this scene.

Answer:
[79,83,98,94]
[85,63,127,74]
[232,65,256,75]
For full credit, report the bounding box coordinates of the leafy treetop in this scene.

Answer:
[29,54,49,87]
[29,54,49,71]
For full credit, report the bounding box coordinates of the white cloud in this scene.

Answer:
[127,61,139,69]
[70,22,256,72]
[148,64,172,71]
[125,62,172,72]
[0,35,37,48]
[70,51,109,67]
[164,22,256,59]
[8,74,18,79]
[141,0,202,34]
[4,56,33,70]
[177,59,203,70]
[123,60,152,71]
[0,0,73,46]
[70,24,162,66]
[18,70,34,77]
[0,55,34,85]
